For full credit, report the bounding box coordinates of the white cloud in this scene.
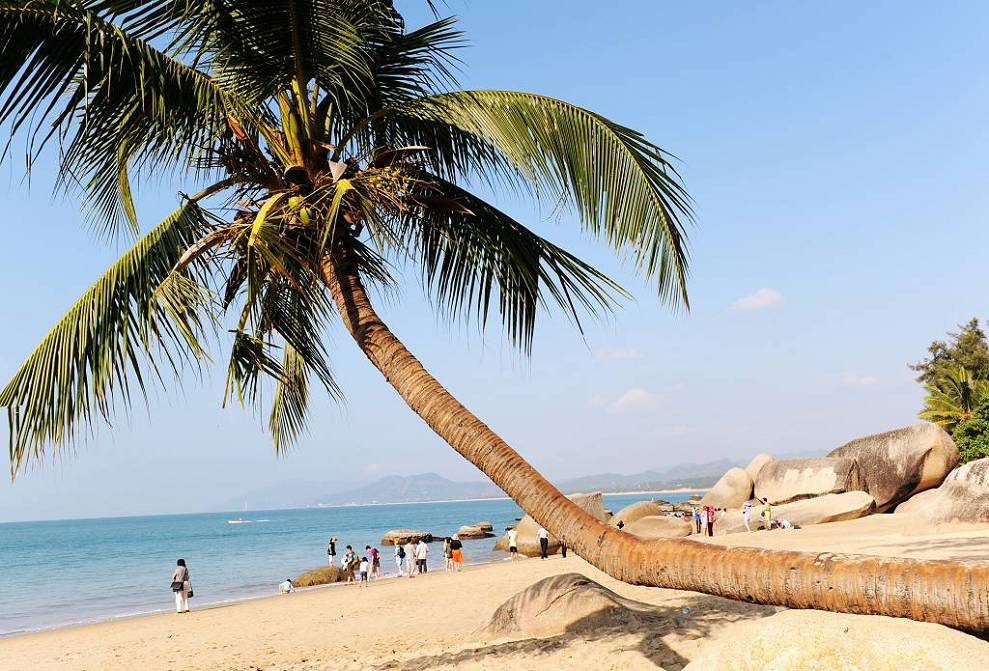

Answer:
[607,387,660,415]
[596,348,642,362]
[839,371,880,387]
[732,287,784,312]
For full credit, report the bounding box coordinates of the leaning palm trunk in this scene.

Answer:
[324,253,989,632]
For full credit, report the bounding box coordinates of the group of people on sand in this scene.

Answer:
[326,536,383,585]
[394,535,465,577]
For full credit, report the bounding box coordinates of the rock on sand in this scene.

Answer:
[754,457,863,505]
[609,500,671,526]
[897,458,989,524]
[495,492,607,556]
[481,573,656,639]
[292,565,350,587]
[623,515,692,539]
[683,609,989,671]
[828,422,959,511]
[700,467,753,509]
[380,529,433,545]
[744,453,773,482]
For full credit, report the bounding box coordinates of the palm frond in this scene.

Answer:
[387,91,694,306]
[0,197,219,477]
[268,344,310,454]
[390,175,627,351]
[0,1,249,237]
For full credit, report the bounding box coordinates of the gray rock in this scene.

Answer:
[744,453,773,483]
[683,609,989,671]
[494,492,608,557]
[898,458,989,524]
[380,529,433,545]
[623,515,693,539]
[609,500,671,527]
[700,467,753,509]
[828,423,959,511]
[754,457,863,505]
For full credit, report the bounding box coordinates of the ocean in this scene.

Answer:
[0,492,697,637]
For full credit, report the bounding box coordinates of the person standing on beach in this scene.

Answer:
[404,539,417,578]
[170,559,191,613]
[705,506,716,537]
[415,537,429,574]
[394,540,405,575]
[537,526,549,560]
[742,501,752,532]
[692,505,702,534]
[327,536,337,566]
[761,498,773,528]
[443,537,453,572]
[450,534,464,572]
[371,547,381,579]
[507,527,519,562]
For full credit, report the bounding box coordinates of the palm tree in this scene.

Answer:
[920,366,989,432]
[2,1,987,630]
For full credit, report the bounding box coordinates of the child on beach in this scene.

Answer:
[507,527,519,561]
[371,547,381,579]
[358,557,369,586]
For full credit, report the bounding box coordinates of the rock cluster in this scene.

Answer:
[695,422,965,535]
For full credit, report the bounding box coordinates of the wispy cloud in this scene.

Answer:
[839,371,880,386]
[607,387,660,415]
[596,348,642,362]
[732,287,784,312]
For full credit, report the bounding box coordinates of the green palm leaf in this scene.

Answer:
[393,174,626,350]
[0,196,218,475]
[387,91,693,306]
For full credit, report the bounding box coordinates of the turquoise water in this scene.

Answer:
[0,492,696,636]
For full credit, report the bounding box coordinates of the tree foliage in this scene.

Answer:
[918,366,989,433]
[952,400,989,463]
[911,317,989,385]
[0,1,693,474]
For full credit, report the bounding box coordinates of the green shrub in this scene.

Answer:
[952,400,989,463]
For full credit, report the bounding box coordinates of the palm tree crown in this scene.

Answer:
[0,0,691,473]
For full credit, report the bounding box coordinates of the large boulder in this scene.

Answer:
[700,467,753,508]
[609,500,670,526]
[481,573,656,639]
[380,529,433,545]
[900,458,989,524]
[495,492,608,557]
[893,487,940,514]
[718,492,876,534]
[744,453,773,483]
[683,609,989,671]
[623,515,693,539]
[754,457,863,505]
[775,491,876,525]
[292,564,349,587]
[828,423,959,511]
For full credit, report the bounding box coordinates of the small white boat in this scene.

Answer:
[227,518,246,524]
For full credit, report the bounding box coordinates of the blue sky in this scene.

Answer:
[1,1,987,521]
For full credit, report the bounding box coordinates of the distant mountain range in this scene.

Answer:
[305,458,738,507]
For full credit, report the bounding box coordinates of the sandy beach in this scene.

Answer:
[3,515,987,671]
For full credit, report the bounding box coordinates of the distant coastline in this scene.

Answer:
[311,488,706,510]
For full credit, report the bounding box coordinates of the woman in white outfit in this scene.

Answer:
[171,558,192,613]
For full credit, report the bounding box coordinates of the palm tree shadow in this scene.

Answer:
[372,592,776,670]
